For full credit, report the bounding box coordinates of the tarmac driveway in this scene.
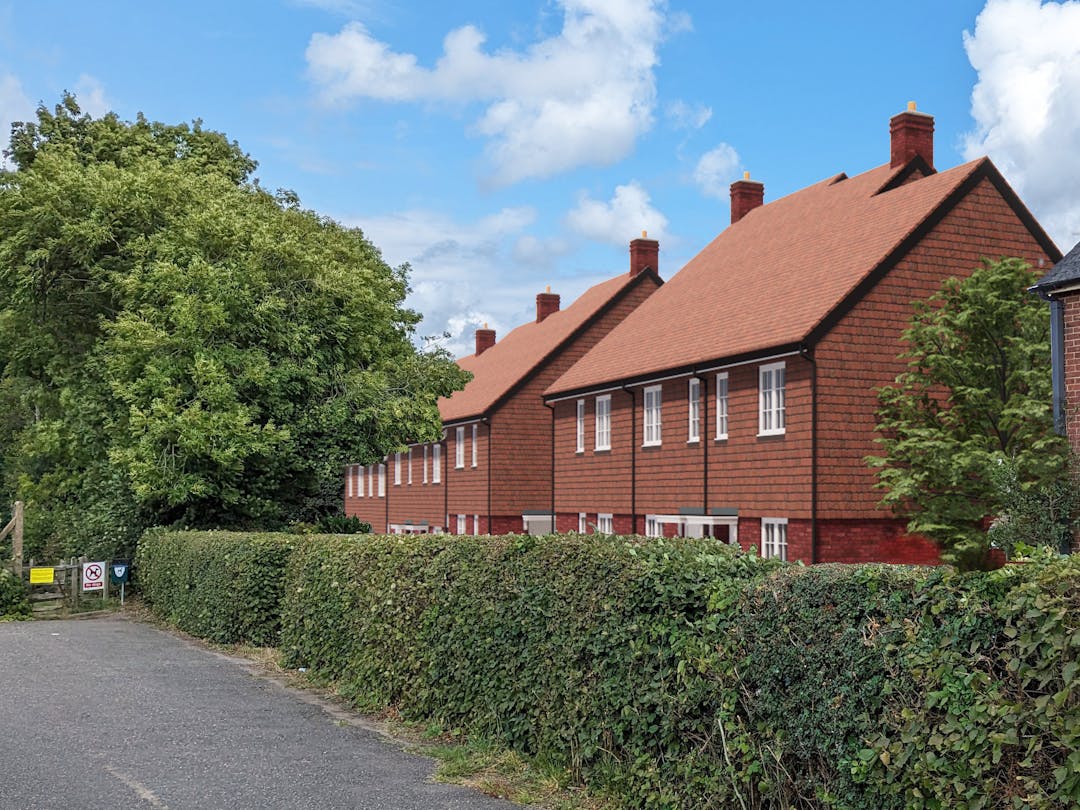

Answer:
[0,616,516,810]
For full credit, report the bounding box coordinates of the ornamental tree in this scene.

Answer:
[867,257,1067,569]
[0,96,469,558]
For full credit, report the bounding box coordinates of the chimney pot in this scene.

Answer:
[475,326,496,355]
[890,104,934,170]
[730,177,765,224]
[629,234,660,277]
[536,290,560,322]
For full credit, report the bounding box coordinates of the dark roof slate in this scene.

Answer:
[1034,239,1080,291]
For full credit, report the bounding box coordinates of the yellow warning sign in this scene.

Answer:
[29,567,54,584]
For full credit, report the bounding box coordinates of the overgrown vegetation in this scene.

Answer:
[0,567,30,620]
[137,529,1080,808]
[0,96,468,562]
[869,257,1068,570]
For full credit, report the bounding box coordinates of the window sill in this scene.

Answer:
[757,429,786,438]
[642,441,662,449]
[715,434,728,442]
[594,447,611,454]
[687,438,700,445]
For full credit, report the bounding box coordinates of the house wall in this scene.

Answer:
[1062,289,1080,452]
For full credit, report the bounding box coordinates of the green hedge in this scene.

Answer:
[138,530,1080,808]
[0,567,31,620]
[136,530,297,645]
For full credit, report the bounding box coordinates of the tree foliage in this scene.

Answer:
[0,96,469,559]
[868,257,1067,569]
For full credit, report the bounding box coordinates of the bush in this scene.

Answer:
[135,530,297,646]
[0,567,30,620]
[316,514,371,534]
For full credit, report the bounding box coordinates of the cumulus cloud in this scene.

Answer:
[0,73,34,167]
[565,181,669,245]
[963,0,1080,247]
[306,0,670,185]
[74,74,110,118]
[692,142,741,199]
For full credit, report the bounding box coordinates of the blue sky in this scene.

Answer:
[2,0,1079,355]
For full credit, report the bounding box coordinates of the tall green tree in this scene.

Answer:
[0,96,469,558]
[868,257,1067,569]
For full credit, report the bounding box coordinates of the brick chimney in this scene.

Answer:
[629,231,659,277]
[536,286,560,322]
[730,172,764,224]
[890,101,934,169]
[475,323,495,355]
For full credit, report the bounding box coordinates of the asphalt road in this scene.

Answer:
[0,616,516,810]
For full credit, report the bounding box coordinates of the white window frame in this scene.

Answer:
[457,514,466,534]
[432,444,441,483]
[597,513,614,534]
[378,463,386,497]
[423,445,429,483]
[367,465,374,497]
[408,448,413,484]
[643,385,662,447]
[759,361,786,436]
[716,372,729,440]
[688,378,700,443]
[761,517,788,561]
[356,466,363,498]
[645,516,661,537]
[394,453,402,485]
[578,512,587,533]
[471,424,478,468]
[346,466,354,498]
[455,427,465,468]
[576,399,585,453]
[473,514,480,534]
[595,395,611,451]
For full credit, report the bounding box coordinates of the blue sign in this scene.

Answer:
[110,563,129,584]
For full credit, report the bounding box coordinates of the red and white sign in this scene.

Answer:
[82,561,105,592]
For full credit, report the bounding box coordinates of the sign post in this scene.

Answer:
[110,562,130,606]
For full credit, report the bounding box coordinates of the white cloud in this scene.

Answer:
[73,74,110,118]
[963,0,1080,247]
[692,142,741,199]
[666,99,712,130]
[0,73,34,168]
[565,181,669,245]
[306,0,672,185]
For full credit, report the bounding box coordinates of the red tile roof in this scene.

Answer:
[546,159,992,396]
[439,271,652,423]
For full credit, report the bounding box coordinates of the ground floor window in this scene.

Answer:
[522,514,554,536]
[457,514,467,534]
[578,512,587,533]
[597,513,614,534]
[644,514,738,543]
[761,517,788,560]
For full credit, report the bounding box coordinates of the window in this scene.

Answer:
[432,444,441,483]
[471,425,478,467]
[367,465,374,497]
[645,516,660,537]
[457,514,466,534]
[423,445,429,484]
[408,448,413,485]
[378,464,386,497]
[759,362,786,436]
[688,378,700,442]
[762,518,787,560]
[357,466,363,498]
[455,427,465,468]
[597,513,614,534]
[716,372,729,440]
[595,395,611,450]
[643,385,662,446]
[346,466,353,498]
[578,512,587,533]
[576,400,585,453]
[394,453,402,485]
[473,514,480,534]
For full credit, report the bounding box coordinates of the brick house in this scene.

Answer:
[1033,240,1080,451]
[345,242,663,534]
[542,104,1060,563]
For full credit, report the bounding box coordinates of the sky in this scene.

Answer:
[2,0,1080,356]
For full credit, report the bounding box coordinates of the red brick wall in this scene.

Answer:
[1062,290,1080,454]
[815,177,1054,520]
[816,519,941,564]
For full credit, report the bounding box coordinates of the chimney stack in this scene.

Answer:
[730,171,765,224]
[890,101,934,170]
[475,323,495,355]
[536,286,560,322]
[629,231,659,277]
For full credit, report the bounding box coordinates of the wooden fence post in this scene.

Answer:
[12,501,23,573]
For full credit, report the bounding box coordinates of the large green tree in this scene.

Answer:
[0,96,469,558]
[868,257,1067,569]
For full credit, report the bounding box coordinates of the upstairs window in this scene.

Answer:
[471,424,478,467]
[595,395,611,451]
[688,378,700,442]
[432,444,441,483]
[759,362,786,436]
[576,399,585,453]
[367,465,374,497]
[762,517,788,561]
[378,464,386,497]
[408,448,413,484]
[716,373,729,440]
[455,427,465,468]
[643,385,662,446]
[346,466,354,498]
[423,445,429,484]
[394,453,402,485]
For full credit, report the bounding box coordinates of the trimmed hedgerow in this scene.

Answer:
[136,530,297,645]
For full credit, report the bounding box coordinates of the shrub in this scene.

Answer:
[316,514,371,534]
[0,567,30,620]
[135,530,297,645]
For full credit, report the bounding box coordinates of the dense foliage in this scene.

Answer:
[139,530,1080,808]
[0,96,469,561]
[0,567,31,620]
[868,257,1067,569]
